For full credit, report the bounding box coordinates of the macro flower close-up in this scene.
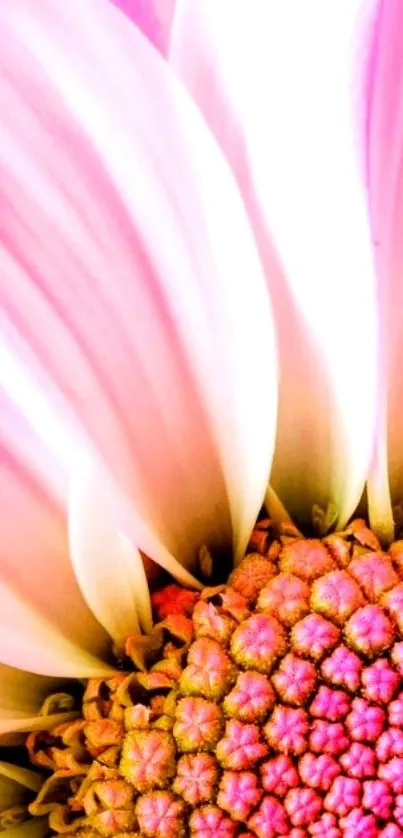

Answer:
[1,0,403,836]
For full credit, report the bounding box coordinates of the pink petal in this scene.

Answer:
[0,426,114,675]
[170,1,378,530]
[112,0,176,54]
[0,0,277,568]
[0,349,75,503]
[0,573,115,677]
[361,0,403,539]
[0,378,68,503]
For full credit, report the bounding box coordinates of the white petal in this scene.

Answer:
[171,0,378,530]
[0,0,277,569]
[119,535,154,632]
[69,454,155,650]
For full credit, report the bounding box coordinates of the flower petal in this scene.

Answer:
[0,428,113,674]
[2,820,48,838]
[0,342,82,503]
[0,714,78,736]
[0,764,42,794]
[0,767,35,810]
[69,453,157,651]
[170,0,378,530]
[0,0,277,567]
[0,577,115,677]
[0,664,59,729]
[362,0,403,539]
[0,763,45,837]
[112,0,176,54]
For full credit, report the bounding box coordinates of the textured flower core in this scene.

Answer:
[17,520,403,836]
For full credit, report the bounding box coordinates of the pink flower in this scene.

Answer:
[0,2,403,835]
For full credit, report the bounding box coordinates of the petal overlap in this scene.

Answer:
[171,0,379,530]
[0,0,277,571]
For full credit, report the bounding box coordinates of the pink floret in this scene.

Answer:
[362,658,400,703]
[309,720,349,755]
[376,727,403,761]
[382,582,403,631]
[395,794,403,827]
[298,753,340,791]
[189,805,237,838]
[247,795,289,838]
[193,601,234,645]
[217,771,262,821]
[272,654,317,705]
[265,706,308,755]
[173,753,218,805]
[379,757,403,793]
[389,693,403,726]
[380,826,403,838]
[135,792,185,838]
[349,552,398,601]
[308,813,342,837]
[346,697,386,742]
[224,670,275,722]
[310,686,350,721]
[362,778,393,819]
[324,775,361,816]
[257,573,310,626]
[292,614,340,659]
[321,646,362,691]
[339,808,378,838]
[216,721,268,770]
[260,755,299,796]
[311,570,363,623]
[230,614,286,673]
[340,742,377,778]
[174,696,223,751]
[285,787,322,826]
[280,538,334,580]
[345,605,395,656]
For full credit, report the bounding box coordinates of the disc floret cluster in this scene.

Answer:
[25,520,403,837]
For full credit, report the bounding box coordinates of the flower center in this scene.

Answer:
[14,520,403,836]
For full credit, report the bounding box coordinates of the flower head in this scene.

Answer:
[0,0,403,836]
[11,520,403,836]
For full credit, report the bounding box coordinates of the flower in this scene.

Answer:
[0,0,402,836]
[6,520,403,838]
